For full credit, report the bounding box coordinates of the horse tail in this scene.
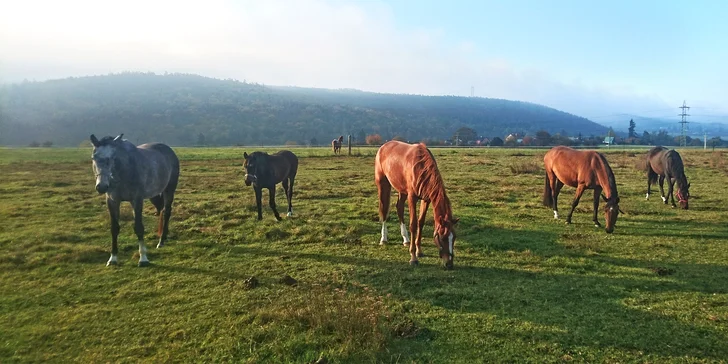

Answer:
[543,173,553,207]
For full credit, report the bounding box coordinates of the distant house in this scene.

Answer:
[603,136,615,145]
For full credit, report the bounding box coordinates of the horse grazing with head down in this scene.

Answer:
[543,146,622,233]
[375,140,459,269]
[90,134,180,267]
[243,150,299,220]
[644,146,690,209]
[332,136,344,154]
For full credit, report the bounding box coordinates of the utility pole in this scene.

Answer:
[679,101,690,147]
[704,132,708,150]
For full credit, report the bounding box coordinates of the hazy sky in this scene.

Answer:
[1,0,726,119]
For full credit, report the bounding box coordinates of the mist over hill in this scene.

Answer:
[0,73,609,147]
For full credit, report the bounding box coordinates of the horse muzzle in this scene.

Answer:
[95,183,109,194]
[244,174,256,186]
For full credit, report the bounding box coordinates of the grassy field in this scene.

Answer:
[1,146,727,363]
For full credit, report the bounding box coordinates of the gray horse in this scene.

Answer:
[90,134,180,266]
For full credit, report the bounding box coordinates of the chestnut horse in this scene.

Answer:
[375,140,458,269]
[332,136,344,154]
[542,146,621,233]
[644,146,690,209]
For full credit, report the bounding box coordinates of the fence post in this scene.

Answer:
[348,135,352,156]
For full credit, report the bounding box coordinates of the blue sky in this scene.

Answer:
[1,0,726,119]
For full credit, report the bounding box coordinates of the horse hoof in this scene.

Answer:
[409,260,419,266]
[565,221,572,225]
[402,241,410,246]
[275,217,282,221]
[286,212,293,217]
[156,242,164,248]
[417,252,424,257]
[106,260,118,267]
[138,261,150,267]
[379,240,387,245]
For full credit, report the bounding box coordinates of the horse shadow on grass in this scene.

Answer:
[162,223,728,361]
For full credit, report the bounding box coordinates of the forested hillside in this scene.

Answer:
[0,73,608,146]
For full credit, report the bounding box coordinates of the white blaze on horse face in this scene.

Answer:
[380,222,388,245]
[553,210,559,219]
[400,223,410,245]
[93,145,114,186]
[448,232,454,257]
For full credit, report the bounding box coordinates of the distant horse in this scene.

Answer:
[90,134,180,266]
[243,150,299,220]
[644,146,690,209]
[375,140,459,269]
[543,146,622,233]
[332,136,344,154]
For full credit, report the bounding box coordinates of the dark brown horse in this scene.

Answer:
[543,146,621,233]
[243,150,298,220]
[375,140,458,269]
[644,146,690,209]
[332,136,344,154]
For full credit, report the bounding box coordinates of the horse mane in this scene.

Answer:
[596,153,619,202]
[413,145,452,220]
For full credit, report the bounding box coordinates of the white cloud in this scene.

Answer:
[0,0,685,117]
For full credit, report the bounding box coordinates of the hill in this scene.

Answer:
[0,73,609,146]
[598,114,728,138]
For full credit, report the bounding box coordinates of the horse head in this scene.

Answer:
[677,182,690,210]
[603,196,621,234]
[243,151,269,186]
[90,134,125,194]
[434,216,459,269]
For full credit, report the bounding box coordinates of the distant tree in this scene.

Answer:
[392,135,406,142]
[607,127,616,138]
[29,141,40,147]
[551,134,572,146]
[521,136,534,146]
[490,137,504,147]
[535,130,551,146]
[285,140,298,146]
[42,141,53,147]
[357,129,366,145]
[642,131,652,145]
[366,134,382,145]
[196,132,206,146]
[689,138,703,147]
[309,137,318,146]
[628,119,637,138]
[709,137,723,150]
[453,127,477,145]
[654,130,672,145]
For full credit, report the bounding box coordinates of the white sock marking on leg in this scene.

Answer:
[448,232,454,256]
[553,210,559,219]
[380,222,388,244]
[400,223,410,245]
[138,240,149,263]
[107,254,118,266]
[645,193,650,200]
[661,196,667,202]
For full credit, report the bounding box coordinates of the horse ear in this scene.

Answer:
[243,152,248,159]
[113,134,124,141]
[90,134,99,147]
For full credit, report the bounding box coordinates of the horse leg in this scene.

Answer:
[282,179,293,217]
[396,193,410,246]
[658,175,667,203]
[407,195,419,265]
[157,190,175,248]
[553,179,564,219]
[646,169,655,200]
[565,184,586,224]
[268,186,282,221]
[150,194,164,215]
[132,198,150,267]
[377,178,391,245]
[106,197,120,266]
[667,177,677,208]
[254,187,263,220]
[415,199,429,258]
[592,187,602,227]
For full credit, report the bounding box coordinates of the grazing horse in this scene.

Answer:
[243,150,299,220]
[542,146,621,233]
[375,140,459,269]
[644,146,690,209]
[332,136,344,154]
[90,134,180,266]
